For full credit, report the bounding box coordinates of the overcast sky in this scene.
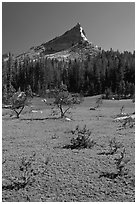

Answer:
[2,2,135,55]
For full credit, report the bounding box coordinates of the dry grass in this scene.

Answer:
[2,96,135,202]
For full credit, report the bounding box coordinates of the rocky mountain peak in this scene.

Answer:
[15,23,100,61]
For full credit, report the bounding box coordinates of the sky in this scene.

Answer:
[2,2,135,55]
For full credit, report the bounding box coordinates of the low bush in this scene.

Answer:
[108,137,123,155]
[99,148,130,179]
[98,137,123,155]
[95,96,103,108]
[64,125,96,149]
[114,148,130,176]
[2,152,49,191]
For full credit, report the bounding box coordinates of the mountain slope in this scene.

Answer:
[15,23,100,61]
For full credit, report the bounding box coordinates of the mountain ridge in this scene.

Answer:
[4,23,101,62]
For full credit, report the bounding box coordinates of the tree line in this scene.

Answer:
[2,49,135,99]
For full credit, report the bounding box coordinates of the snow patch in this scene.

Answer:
[80,26,88,41]
[114,114,135,122]
[32,110,43,113]
[65,117,71,121]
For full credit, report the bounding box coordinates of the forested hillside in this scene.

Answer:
[2,49,135,99]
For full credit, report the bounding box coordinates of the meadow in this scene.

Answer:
[2,96,135,202]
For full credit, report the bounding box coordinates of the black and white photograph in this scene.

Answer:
[2,1,135,202]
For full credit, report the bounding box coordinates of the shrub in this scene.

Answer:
[99,147,130,179]
[65,125,96,149]
[108,137,123,155]
[2,152,49,191]
[90,96,103,110]
[98,137,123,155]
[114,148,130,176]
[3,153,36,191]
[95,96,103,108]
[120,105,125,115]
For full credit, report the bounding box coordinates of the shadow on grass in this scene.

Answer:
[3,116,60,121]
[62,144,76,150]
[20,116,60,121]
[2,180,27,191]
[97,151,116,156]
[62,143,95,150]
[99,172,119,179]
[3,116,73,121]
[2,117,19,120]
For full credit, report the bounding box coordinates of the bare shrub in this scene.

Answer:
[90,96,103,110]
[114,148,130,176]
[115,105,127,118]
[99,148,130,179]
[98,137,123,155]
[2,153,49,191]
[120,105,125,114]
[95,96,103,108]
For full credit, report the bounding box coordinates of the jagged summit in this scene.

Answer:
[16,23,100,61]
[38,23,90,53]
[75,22,89,42]
[76,22,81,26]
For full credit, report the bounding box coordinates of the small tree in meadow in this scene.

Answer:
[95,96,103,108]
[10,86,33,118]
[54,84,83,118]
[11,91,27,118]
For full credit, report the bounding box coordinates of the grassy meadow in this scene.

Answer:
[2,96,135,202]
